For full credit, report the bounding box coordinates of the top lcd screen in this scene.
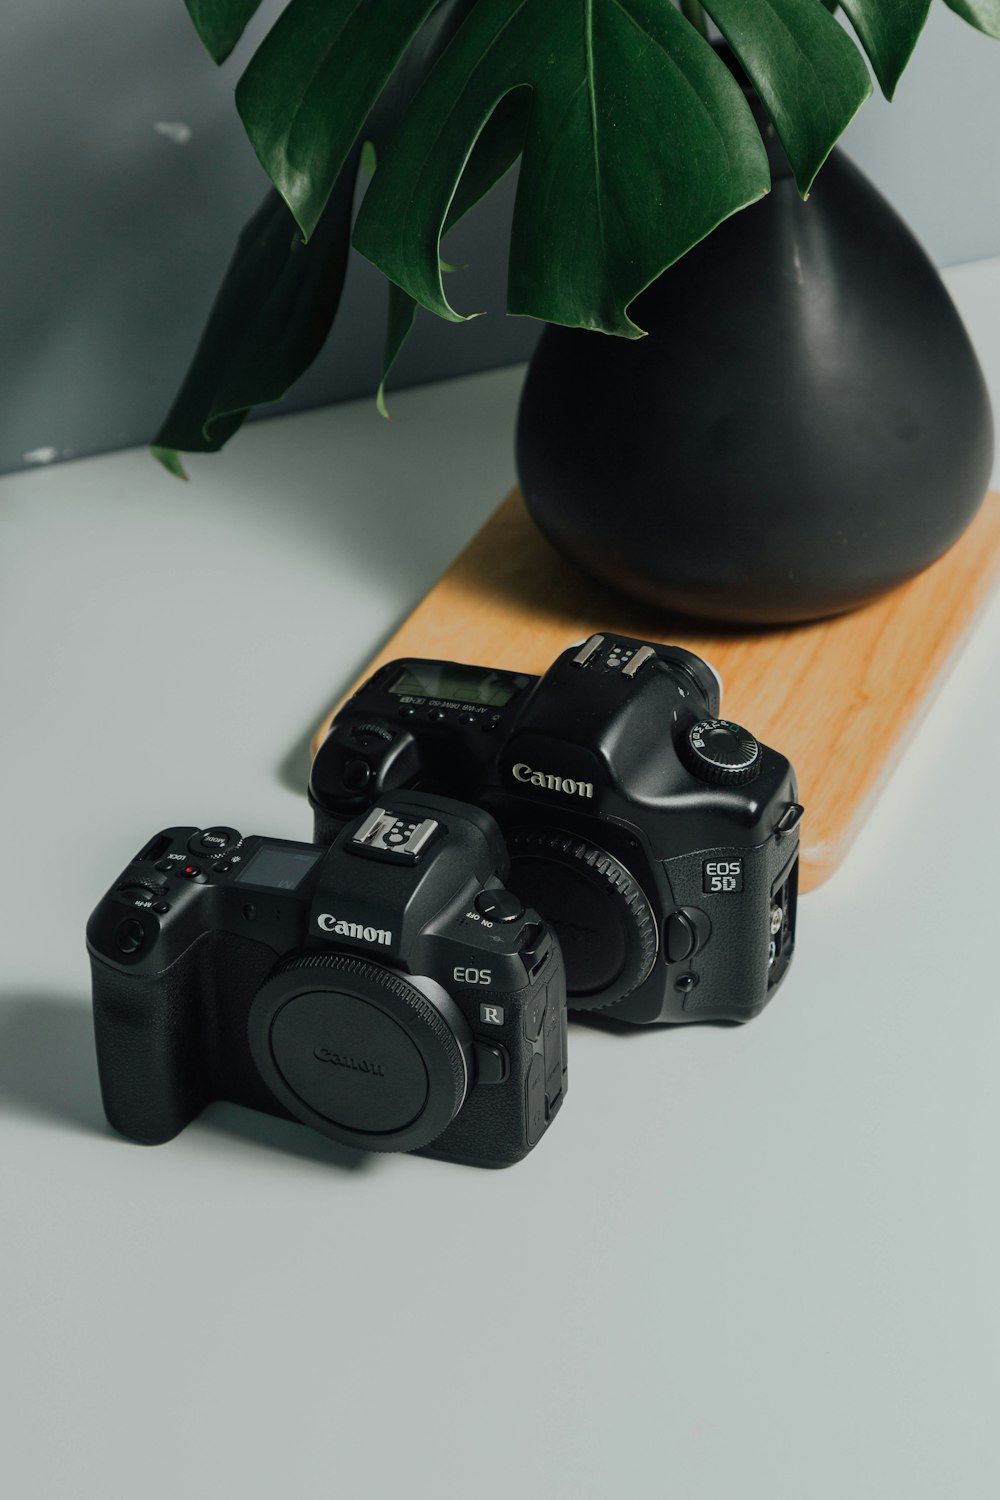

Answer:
[234,846,321,891]
[387,664,521,708]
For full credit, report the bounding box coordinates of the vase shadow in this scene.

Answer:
[286,488,819,795]
[457,492,828,645]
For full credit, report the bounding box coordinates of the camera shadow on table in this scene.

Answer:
[0,992,372,1173]
[0,993,106,1133]
[571,1009,739,1038]
[197,1103,374,1173]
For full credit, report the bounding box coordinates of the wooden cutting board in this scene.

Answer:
[313,488,1000,892]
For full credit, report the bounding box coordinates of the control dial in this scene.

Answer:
[116,878,166,904]
[681,719,761,785]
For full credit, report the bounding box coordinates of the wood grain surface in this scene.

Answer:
[313,489,1000,892]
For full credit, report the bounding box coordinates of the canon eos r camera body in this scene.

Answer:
[309,634,802,1025]
[87,794,567,1167]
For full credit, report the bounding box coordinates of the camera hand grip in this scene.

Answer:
[90,942,210,1145]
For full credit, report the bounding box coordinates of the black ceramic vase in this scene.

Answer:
[516,136,994,624]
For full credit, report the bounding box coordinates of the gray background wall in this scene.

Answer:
[2,0,999,476]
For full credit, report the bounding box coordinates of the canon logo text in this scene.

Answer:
[317,914,392,945]
[512,762,594,799]
[314,1048,385,1078]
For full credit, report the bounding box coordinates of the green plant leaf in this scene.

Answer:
[152,150,359,457]
[183,0,266,64]
[944,0,1000,38]
[235,0,439,240]
[700,0,872,193]
[360,140,378,179]
[836,0,932,98]
[377,285,418,419]
[679,0,709,38]
[354,0,771,338]
[151,445,189,481]
[377,86,529,412]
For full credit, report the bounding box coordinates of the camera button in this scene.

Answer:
[114,918,146,955]
[776,802,804,835]
[475,889,524,923]
[474,1042,509,1086]
[398,705,418,718]
[457,712,477,726]
[522,985,547,1043]
[341,758,372,791]
[665,911,696,964]
[525,1055,547,1145]
[429,708,448,721]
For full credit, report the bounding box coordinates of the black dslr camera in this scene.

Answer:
[87,794,567,1167]
[309,634,802,1025]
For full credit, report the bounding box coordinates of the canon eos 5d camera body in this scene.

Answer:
[87,794,567,1167]
[310,635,802,1025]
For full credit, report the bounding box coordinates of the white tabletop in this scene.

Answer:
[3,259,1000,1499]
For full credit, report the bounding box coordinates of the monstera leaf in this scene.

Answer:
[234,0,441,239]
[377,86,530,410]
[160,0,999,459]
[355,0,877,335]
[184,0,266,64]
[157,0,479,464]
[152,156,359,473]
[835,1,932,96]
[943,0,1000,36]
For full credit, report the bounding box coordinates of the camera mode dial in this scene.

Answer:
[187,826,241,859]
[681,720,761,785]
[505,830,657,1010]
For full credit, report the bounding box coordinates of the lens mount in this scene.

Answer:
[505,829,657,1010]
[248,953,473,1154]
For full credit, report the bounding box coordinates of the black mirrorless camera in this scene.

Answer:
[310,634,802,1025]
[87,793,567,1167]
